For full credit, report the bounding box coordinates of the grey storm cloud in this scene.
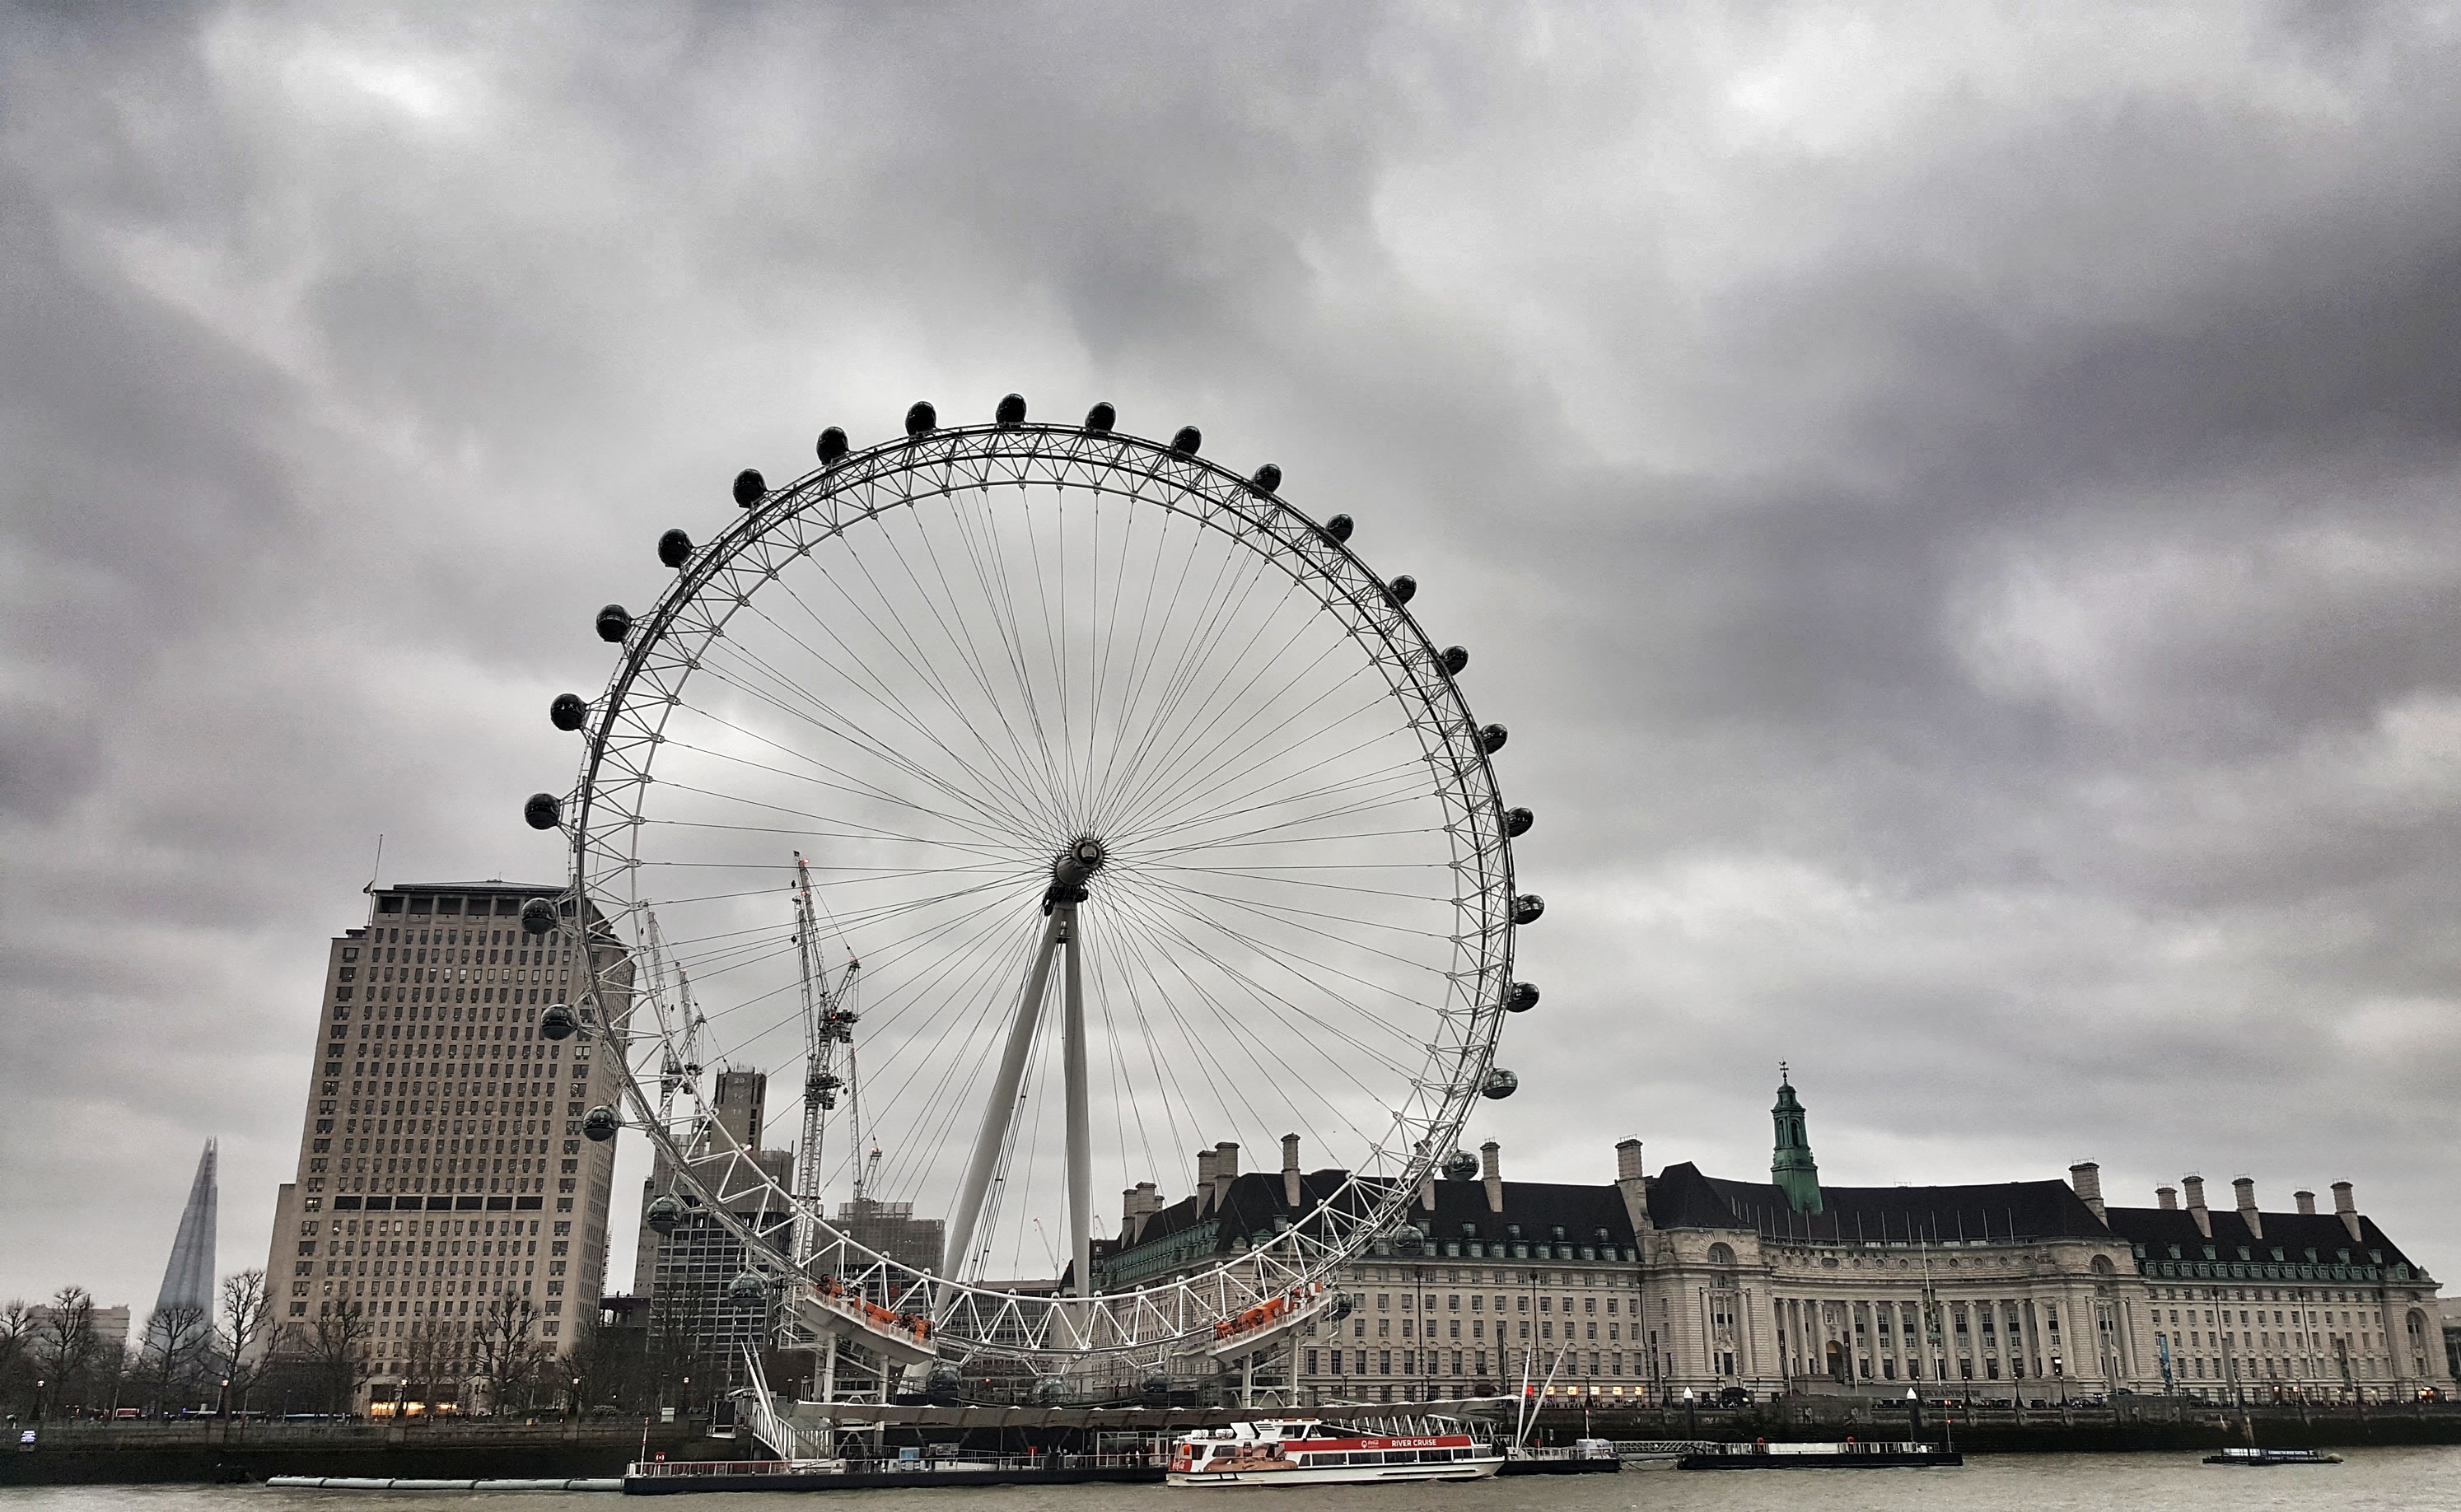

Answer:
[3,2,2458,1310]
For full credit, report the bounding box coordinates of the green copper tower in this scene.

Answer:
[1771,1065,1823,1215]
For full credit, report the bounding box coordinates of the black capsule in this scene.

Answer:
[1389,575,1416,605]
[1442,1150,1480,1181]
[1479,723,1508,754]
[1324,513,1354,544]
[905,400,936,436]
[658,529,693,569]
[549,693,588,731]
[1172,426,1202,455]
[582,1104,620,1141]
[595,604,633,643]
[520,898,559,936]
[1251,462,1282,492]
[1506,982,1539,1014]
[1504,806,1534,838]
[732,469,766,507]
[726,1271,765,1304]
[817,426,849,464]
[523,792,561,831]
[1441,646,1469,676]
[996,393,1027,427]
[1085,401,1116,432]
[539,1003,578,1041]
[645,1194,684,1234]
[1482,1067,1520,1100]
[1511,894,1545,925]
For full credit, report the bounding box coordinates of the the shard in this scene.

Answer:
[152,1137,218,1318]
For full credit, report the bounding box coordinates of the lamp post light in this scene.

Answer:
[220,1378,231,1419]
[1907,1385,1921,1438]
[33,1380,44,1423]
[1683,1386,1695,1437]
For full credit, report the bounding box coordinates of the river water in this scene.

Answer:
[8,1449,2461,1512]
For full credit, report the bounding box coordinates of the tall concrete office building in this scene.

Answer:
[263,881,633,1405]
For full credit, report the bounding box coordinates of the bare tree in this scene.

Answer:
[0,1300,33,1416]
[472,1293,547,1416]
[216,1270,272,1412]
[139,1302,212,1416]
[35,1286,98,1414]
[279,1309,372,1416]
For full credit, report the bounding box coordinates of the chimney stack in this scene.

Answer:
[1615,1138,1651,1233]
[1282,1133,1303,1209]
[2156,1186,2178,1211]
[2333,1180,2361,1242]
[1123,1187,1140,1243]
[2295,1189,2316,1216]
[2183,1174,2211,1239]
[2068,1162,2106,1221]
[1480,1140,1505,1215]
[1213,1141,1239,1211]
[1196,1148,1217,1211]
[2233,1177,2262,1240]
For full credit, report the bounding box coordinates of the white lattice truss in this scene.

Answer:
[560,421,1518,1370]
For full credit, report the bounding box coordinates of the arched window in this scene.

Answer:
[2090,1255,2116,1276]
[1707,1243,1735,1267]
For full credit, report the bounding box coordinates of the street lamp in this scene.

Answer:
[1683,1387,1695,1436]
[220,1378,231,1419]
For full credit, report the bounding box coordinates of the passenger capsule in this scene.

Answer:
[581,1104,620,1141]
[1511,893,1545,925]
[1085,401,1116,432]
[520,897,559,936]
[1142,1370,1172,1399]
[523,792,561,831]
[1392,1225,1425,1255]
[1442,1150,1480,1182]
[732,469,766,507]
[726,1271,766,1305]
[1482,1067,1520,1100]
[905,400,937,436]
[1504,806,1534,838]
[1388,575,1416,605]
[657,528,693,569]
[816,426,850,464]
[1506,981,1539,1014]
[1440,645,1469,676]
[1033,1376,1065,1404]
[1250,462,1282,493]
[595,604,632,643]
[1328,1294,1355,1323]
[549,692,588,731]
[930,1362,965,1393]
[1324,513,1354,544]
[995,392,1027,427]
[1172,426,1202,455]
[645,1195,684,1234]
[1479,723,1508,754]
[539,1002,578,1040]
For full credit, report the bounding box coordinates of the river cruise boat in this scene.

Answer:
[1168,1417,1502,1486]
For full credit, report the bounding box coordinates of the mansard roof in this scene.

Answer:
[1646,1161,2111,1244]
[2102,1204,2420,1272]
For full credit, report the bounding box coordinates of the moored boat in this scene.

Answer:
[1167,1416,1502,1486]
[2204,1447,2342,1466]
[1677,1440,1960,1470]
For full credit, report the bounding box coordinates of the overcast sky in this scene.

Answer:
[6,2,2459,1314]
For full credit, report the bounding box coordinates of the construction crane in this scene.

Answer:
[642,912,706,1133]
[791,852,860,1264]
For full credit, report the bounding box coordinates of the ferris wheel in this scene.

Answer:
[523,395,1539,1382]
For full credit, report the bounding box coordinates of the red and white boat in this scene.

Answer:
[1167,1417,1502,1486]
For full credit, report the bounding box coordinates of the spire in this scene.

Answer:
[1770,1068,1822,1215]
[154,1138,218,1316]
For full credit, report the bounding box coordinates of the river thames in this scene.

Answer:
[7,1448,2461,1511]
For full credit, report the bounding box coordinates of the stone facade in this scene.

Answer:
[260,881,632,1406]
[1098,1078,2450,1407]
